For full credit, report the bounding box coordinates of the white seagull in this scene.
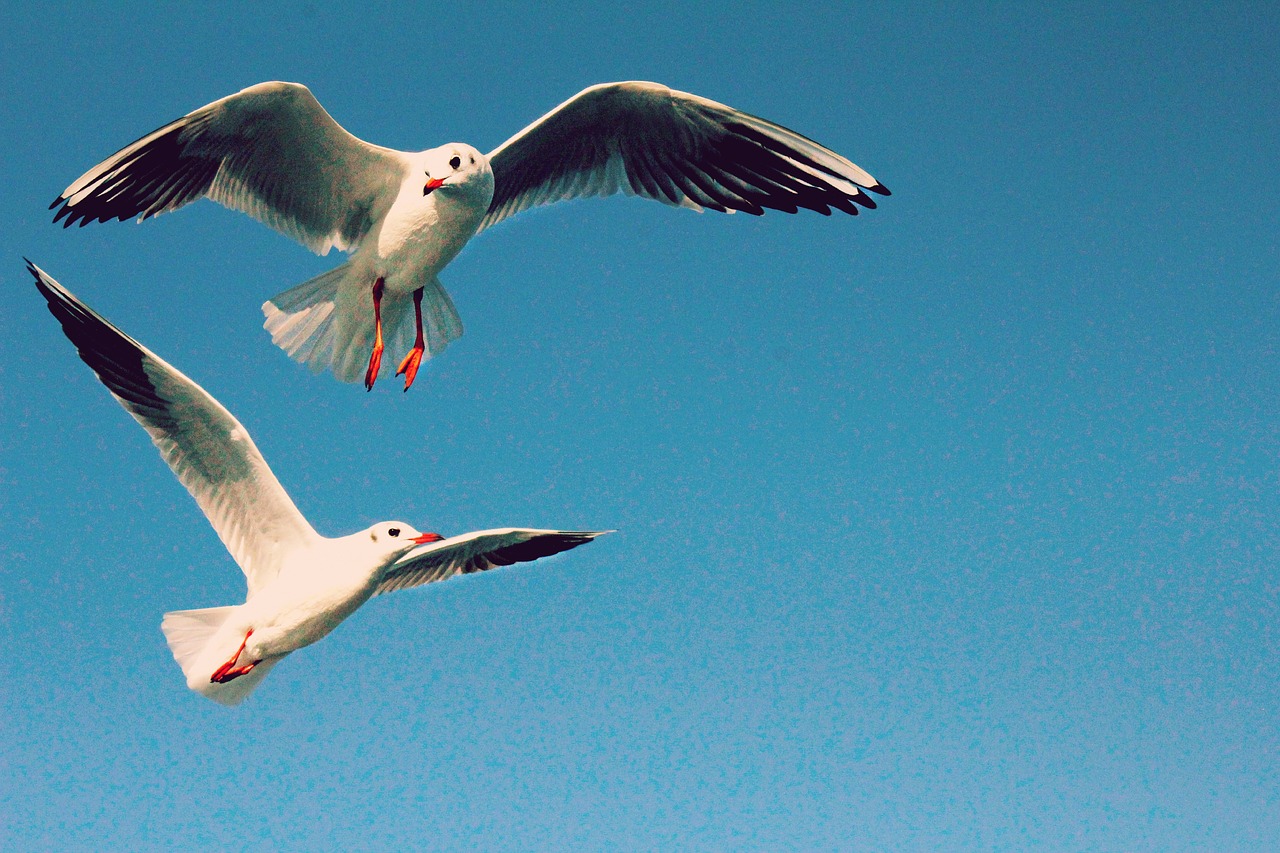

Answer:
[51,80,890,391]
[29,261,609,706]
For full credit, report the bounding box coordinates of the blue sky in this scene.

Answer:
[2,2,1278,849]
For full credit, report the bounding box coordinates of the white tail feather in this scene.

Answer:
[161,606,283,707]
[263,264,463,384]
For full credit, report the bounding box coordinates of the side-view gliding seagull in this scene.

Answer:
[50,80,890,391]
[28,261,609,706]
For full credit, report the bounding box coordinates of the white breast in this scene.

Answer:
[372,178,492,294]
[241,544,383,657]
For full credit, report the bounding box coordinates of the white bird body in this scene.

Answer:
[236,527,408,656]
[369,146,493,284]
[30,262,608,706]
[52,80,888,390]
[167,524,419,699]
[278,146,494,384]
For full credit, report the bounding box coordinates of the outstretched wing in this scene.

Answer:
[50,81,409,255]
[376,528,610,595]
[29,261,320,596]
[479,81,889,232]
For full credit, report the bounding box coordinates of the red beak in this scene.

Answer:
[423,177,445,195]
[411,532,445,544]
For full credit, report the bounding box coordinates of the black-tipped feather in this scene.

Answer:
[27,261,319,589]
[464,532,599,573]
[376,530,608,595]
[723,120,887,206]
[480,81,887,232]
[28,260,166,419]
[51,119,220,228]
[50,82,406,255]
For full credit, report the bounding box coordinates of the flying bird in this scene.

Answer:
[28,261,609,706]
[51,81,890,391]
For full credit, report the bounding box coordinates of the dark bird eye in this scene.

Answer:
[388,528,401,537]
[449,156,461,170]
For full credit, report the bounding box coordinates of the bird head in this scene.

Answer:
[421,144,492,198]
[367,521,445,558]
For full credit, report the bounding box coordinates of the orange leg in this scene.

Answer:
[395,286,426,392]
[210,629,262,684]
[364,277,386,391]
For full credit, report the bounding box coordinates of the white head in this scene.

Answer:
[420,143,493,201]
[365,521,445,561]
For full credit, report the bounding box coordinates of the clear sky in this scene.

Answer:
[2,2,1278,850]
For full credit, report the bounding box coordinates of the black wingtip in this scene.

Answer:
[48,196,62,211]
[24,261,163,415]
[869,183,891,197]
[25,261,75,332]
[849,191,877,211]
[25,260,65,309]
[565,529,615,544]
[25,258,46,287]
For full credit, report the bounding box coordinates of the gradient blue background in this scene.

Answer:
[3,2,1278,849]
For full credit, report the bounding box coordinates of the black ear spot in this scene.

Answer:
[469,155,475,165]
[370,532,378,542]
[449,155,461,170]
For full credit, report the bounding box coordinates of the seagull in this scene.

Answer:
[50,80,890,391]
[28,261,609,706]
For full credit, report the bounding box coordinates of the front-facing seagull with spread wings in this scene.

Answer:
[51,81,890,391]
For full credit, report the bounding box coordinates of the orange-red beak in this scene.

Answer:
[423,177,445,195]
[411,531,445,544]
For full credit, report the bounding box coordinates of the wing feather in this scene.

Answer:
[28,262,319,596]
[479,81,888,232]
[50,81,409,255]
[375,529,610,596]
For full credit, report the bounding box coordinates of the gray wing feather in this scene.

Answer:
[29,262,319,596]
[480,81,889,232]
[51,81,409,255]
[376,528,609,595]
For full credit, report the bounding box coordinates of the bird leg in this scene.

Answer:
[210,629,261,684]
[395,286,426,392]
[363,276,387,391]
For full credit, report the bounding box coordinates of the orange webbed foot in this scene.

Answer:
[209,630,261,684]
[395,346,424,392]
[364,342,384,391]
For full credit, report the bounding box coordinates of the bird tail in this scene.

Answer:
[161,606,281,707]
[262,263,463,384]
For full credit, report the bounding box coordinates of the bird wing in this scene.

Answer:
[50,81,410,255]
[479,81,889,232]
[375,528,610,595]
[29,261,320,597]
